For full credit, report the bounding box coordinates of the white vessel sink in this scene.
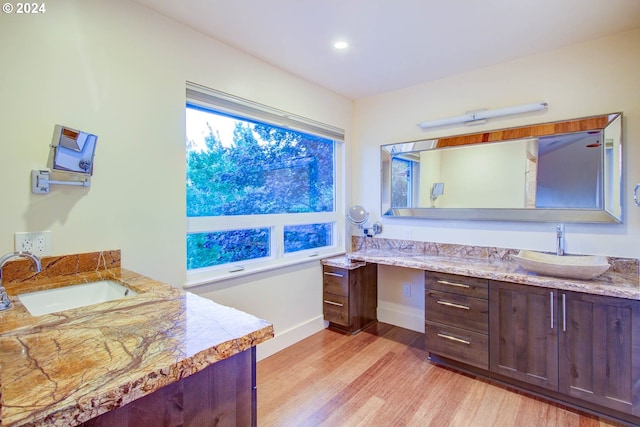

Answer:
[18,280,137,316]
[512,250,610,280]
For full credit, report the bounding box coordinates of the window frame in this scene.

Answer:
[185,83,345,287]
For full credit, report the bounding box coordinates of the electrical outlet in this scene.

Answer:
[15,231,52,256]
[402,284,411,297]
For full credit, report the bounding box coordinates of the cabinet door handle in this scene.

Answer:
[550,291,554,329]
[436,300,470,310]
[436,280,470,289]
[562,293,566,332]
[324,272,344,278]
[323,300,344,307]
[436,333,471,345]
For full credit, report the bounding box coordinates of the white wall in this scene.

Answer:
[353,29,640,330]
[0,0,352,359]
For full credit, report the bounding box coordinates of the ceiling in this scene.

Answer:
[132,0,640,100]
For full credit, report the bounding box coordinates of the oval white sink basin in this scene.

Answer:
[18,280,138,316]
[512,250,610,280]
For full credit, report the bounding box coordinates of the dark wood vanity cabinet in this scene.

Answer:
[490,280,640,418]
[559,291,640,416]
[424,272,489,369]
[323,263,377,334]
[489,280,559,390]
[81,348,256,427]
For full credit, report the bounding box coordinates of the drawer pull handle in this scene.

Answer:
[562,293,566,332]
[324,300,344,307]
[324,272,345,278]
[550,291,554,329]
[436,333,470,345]
[436,280,470,289]
[436,300,470,310]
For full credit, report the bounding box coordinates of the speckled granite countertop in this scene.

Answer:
[0,251,274,427]
[322,237,640,300]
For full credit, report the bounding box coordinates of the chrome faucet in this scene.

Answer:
[556,224,565,256]
[0,251,42,311]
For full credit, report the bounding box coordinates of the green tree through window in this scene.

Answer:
[186,105,335,270]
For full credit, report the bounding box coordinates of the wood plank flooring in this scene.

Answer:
[257,323,624,427]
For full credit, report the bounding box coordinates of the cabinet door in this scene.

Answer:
[559,291,640,416]
[489,281,558,390]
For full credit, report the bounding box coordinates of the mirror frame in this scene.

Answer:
[381,113,623,223]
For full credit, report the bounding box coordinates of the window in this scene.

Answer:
[185,83,344,284]
[391,157,420,208]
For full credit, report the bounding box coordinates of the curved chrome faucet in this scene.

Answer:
[0,251,42,311]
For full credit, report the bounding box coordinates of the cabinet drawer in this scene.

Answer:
[425,321,488,370]
[425,290,488,333]
[323,266,348,296]
[425,272,488,299]
[323,293,349,326]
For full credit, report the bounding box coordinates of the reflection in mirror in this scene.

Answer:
[382,113,622,223]
[48,125,98,176]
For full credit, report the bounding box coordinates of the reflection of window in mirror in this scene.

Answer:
[391,157,412,207]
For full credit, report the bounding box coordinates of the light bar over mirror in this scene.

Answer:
[32,125,99,194]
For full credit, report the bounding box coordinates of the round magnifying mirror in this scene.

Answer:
[347,205,369,226]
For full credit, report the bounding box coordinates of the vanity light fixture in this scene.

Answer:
[418,101,548,130]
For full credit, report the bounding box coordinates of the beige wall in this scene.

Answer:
[352,29,640,331]
[0,0,352,358]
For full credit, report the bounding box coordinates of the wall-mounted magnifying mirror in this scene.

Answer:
[347,205,382,237]
[32,124,99,194]
[48,125,98,175]
[347,205,369,226]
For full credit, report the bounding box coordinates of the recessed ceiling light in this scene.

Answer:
[333,41,348,50]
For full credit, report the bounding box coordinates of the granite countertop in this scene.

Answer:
[0,251,274,427]
[323,239,640,300]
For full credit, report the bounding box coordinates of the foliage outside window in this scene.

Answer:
[391,158,412,207]
[185,95,341,278]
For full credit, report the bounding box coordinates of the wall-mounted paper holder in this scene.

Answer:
[31,125,98,194]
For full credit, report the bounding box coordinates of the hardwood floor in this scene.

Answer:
[257,323,624,427]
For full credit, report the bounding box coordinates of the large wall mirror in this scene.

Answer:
[381,113,623,222]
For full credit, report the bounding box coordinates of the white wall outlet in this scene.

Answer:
[15,231,52,256]
[402,284,411,297]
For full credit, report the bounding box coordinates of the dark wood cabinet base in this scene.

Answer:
[323,263,377,335]
[80,348,256,427]
[327,319,377,335]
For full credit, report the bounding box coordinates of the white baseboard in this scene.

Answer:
[377,301,424,333]
[256,315,326,361]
